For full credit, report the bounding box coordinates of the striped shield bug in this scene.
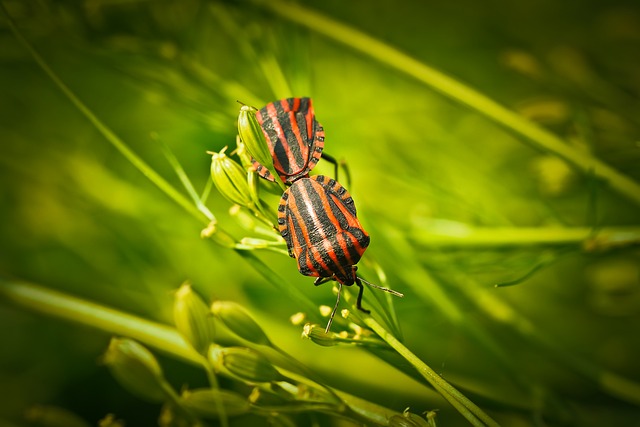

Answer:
[277,175,403,332]
[254,98,339,184]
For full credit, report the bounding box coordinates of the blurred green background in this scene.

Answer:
[1,0,640,425]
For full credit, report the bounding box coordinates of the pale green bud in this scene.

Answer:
[180,388,250,419]
[237,105,277,178]
[209,147,253,207]
[102,338,166,402]
[173,282,216,355]
[209,346,283,383]
[211,300,271,346]
[301,323,338,347]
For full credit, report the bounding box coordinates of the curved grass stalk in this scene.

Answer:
[364,316,500,427]
[252,0,640,207]
[373,226,544,402]
[159,140,216,222]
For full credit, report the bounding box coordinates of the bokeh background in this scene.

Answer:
[1,0,640,426]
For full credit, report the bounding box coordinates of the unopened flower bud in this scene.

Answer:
[301,323,338,347]
[209,346,283,383]
[174,282,215,355]
[102,338,166,402]
[237,105,279,182]
[211,300,271,346]
[209,147,254,207]
[180,388,250,419]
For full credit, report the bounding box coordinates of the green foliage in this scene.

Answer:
[1,0,640,426]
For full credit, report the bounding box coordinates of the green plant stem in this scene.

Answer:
[0,279,399,426]
[199,356,229,427]
[375,227,540,403]
[364,316,500,427]
[160,140,216,222]
[252,0,640,208]
[0,279,199,363]
[410,225,640,249]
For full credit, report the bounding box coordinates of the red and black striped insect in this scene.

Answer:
[254,97,339,184]
[277,175,403,331]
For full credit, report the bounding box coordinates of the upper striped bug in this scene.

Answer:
[253,97,342,185]
[277,175,403,332]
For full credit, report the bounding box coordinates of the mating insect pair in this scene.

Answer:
[249,97,403,332]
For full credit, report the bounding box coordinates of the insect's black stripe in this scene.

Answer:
[295,180,336,276]
[286,180,333,277]
[294,111,310,150]
[274,110,306,173]
[257,113,281,156]
[298,98,312,140]
[298,97,310,113]
[299,179,355,280]
[292,179,344,278]
[277,99,312,174]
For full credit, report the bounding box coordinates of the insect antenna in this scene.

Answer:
[325,282,343,333]
[358,276,404,298]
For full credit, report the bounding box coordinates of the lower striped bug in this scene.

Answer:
[253,97,344,184]
[277,175,403,332]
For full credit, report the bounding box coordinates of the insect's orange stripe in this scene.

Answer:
[291,97,300,111]
[304,101,314,140]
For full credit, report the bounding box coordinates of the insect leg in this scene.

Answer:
[314,276,334,287]
[354,276,371,314]
[319,152,351,187]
